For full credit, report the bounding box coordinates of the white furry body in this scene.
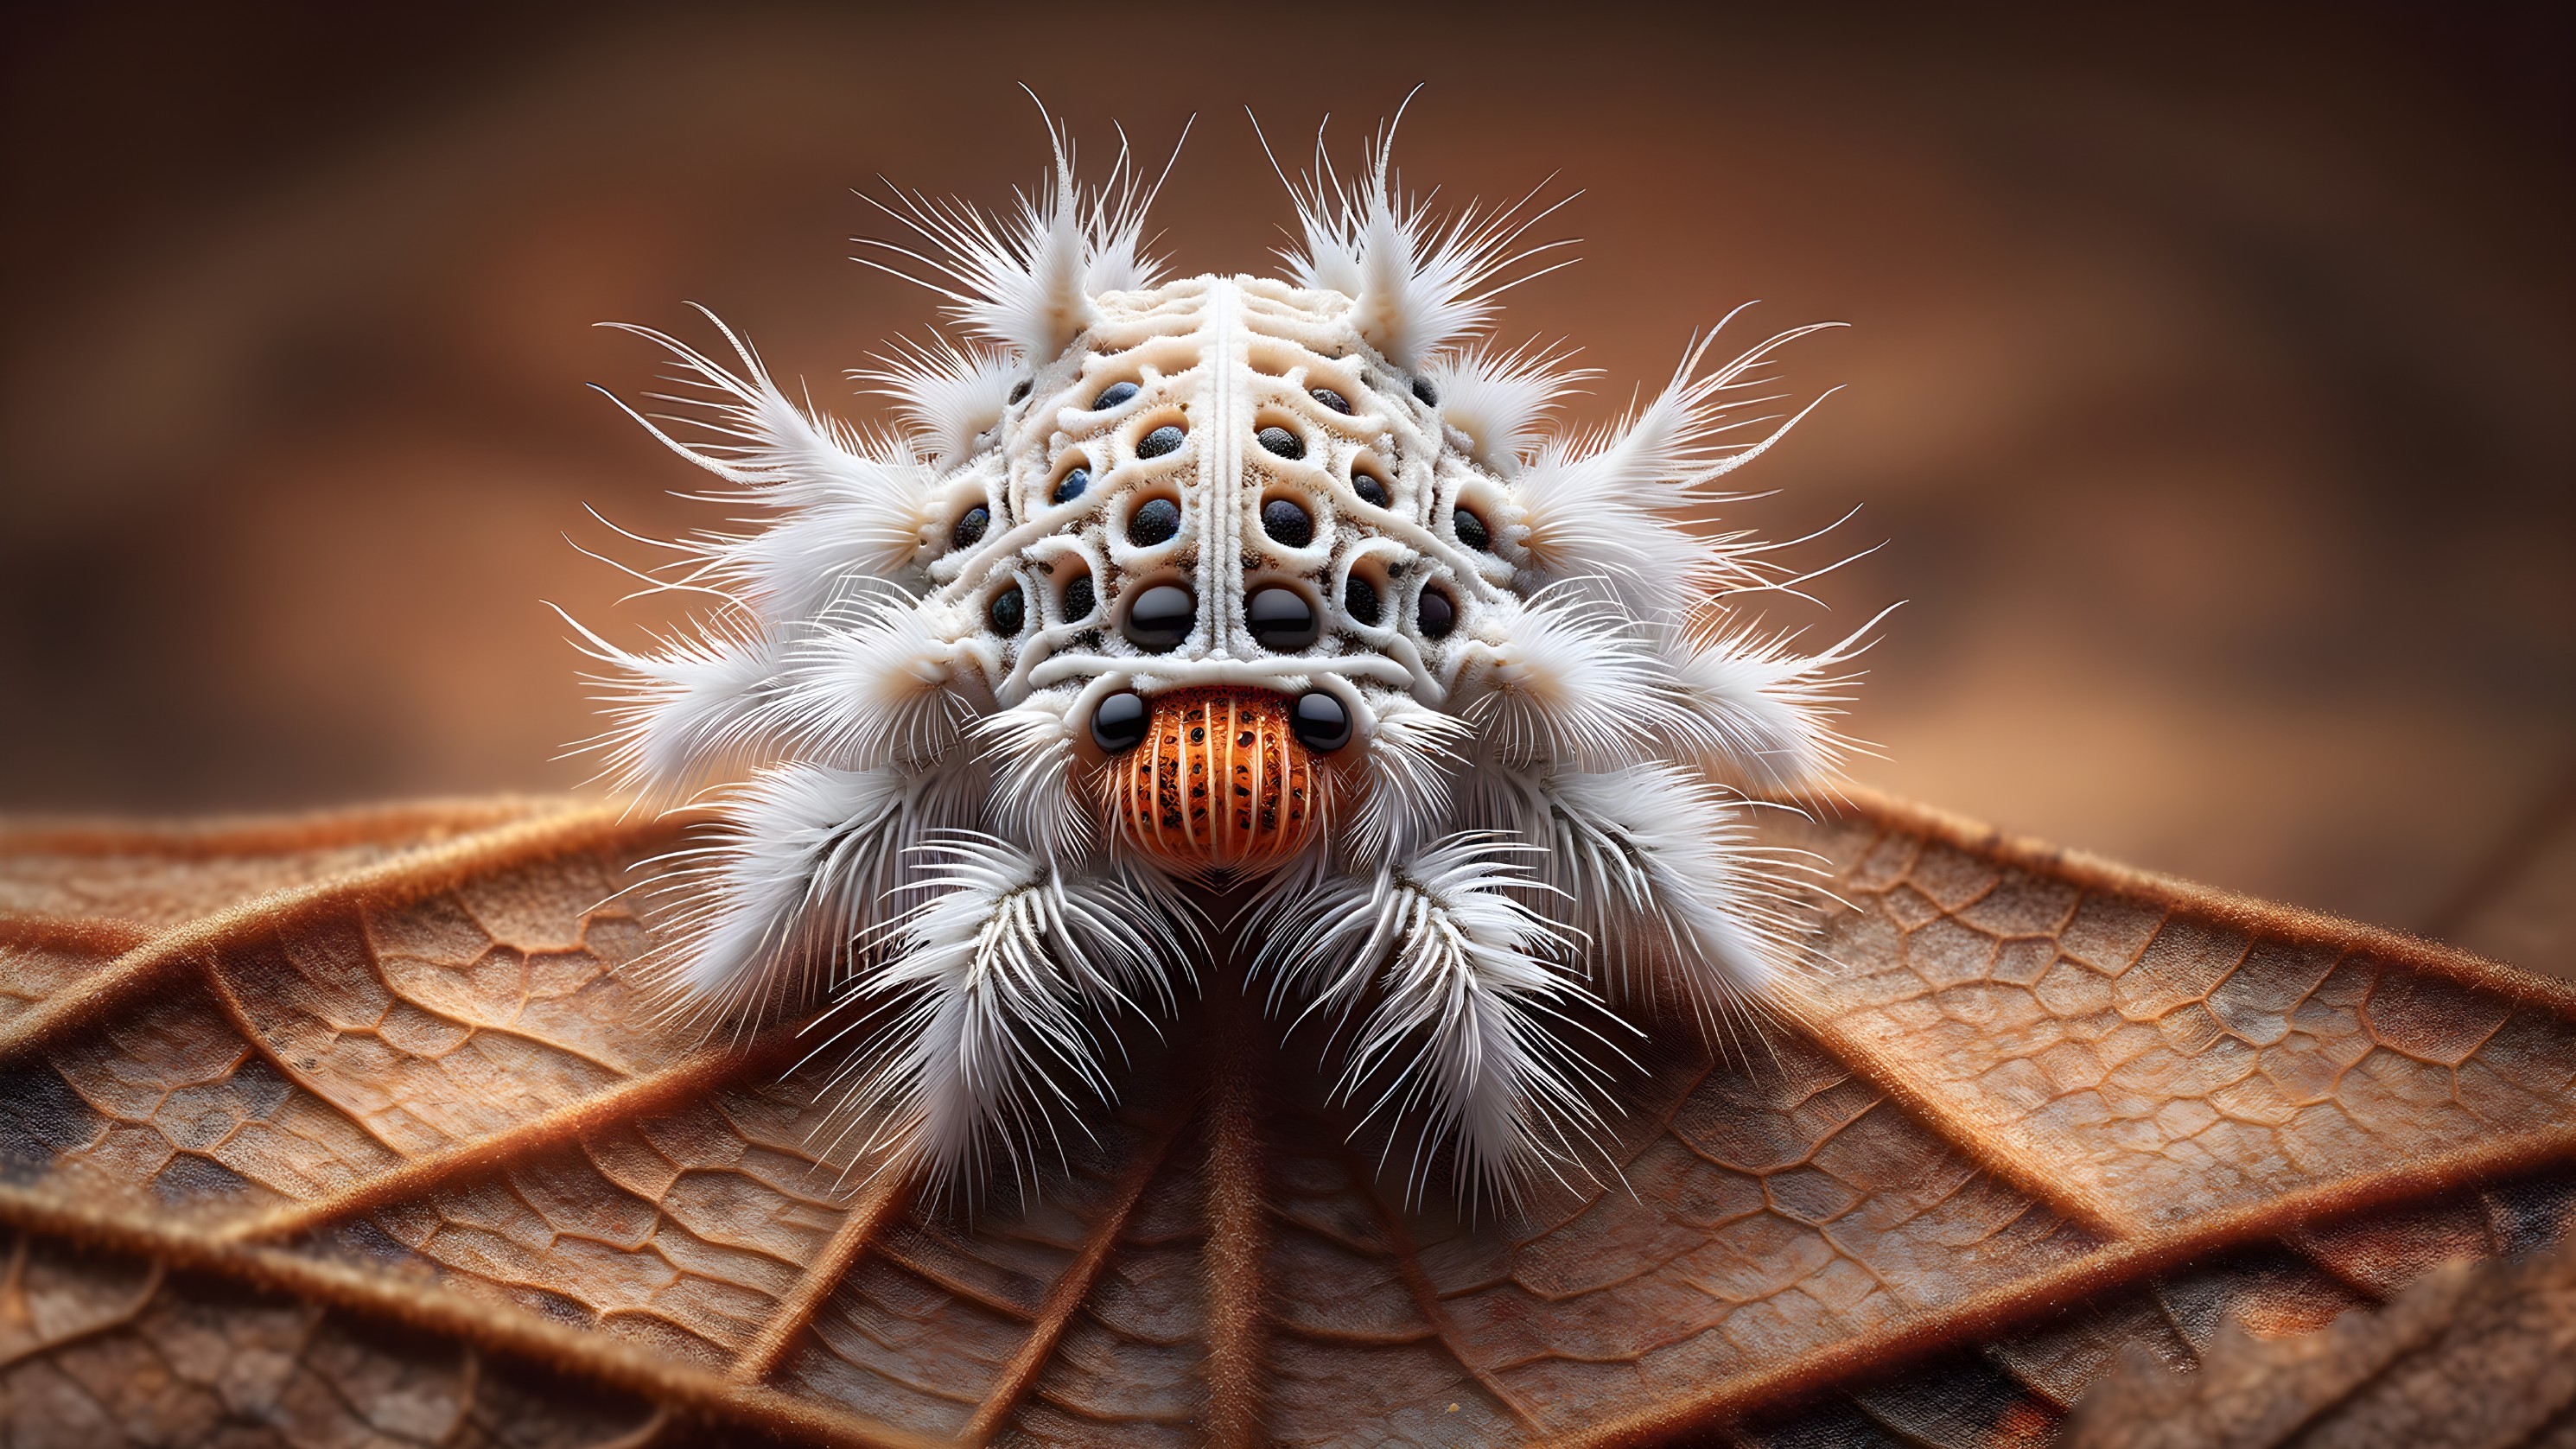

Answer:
[575,118,1876,1203]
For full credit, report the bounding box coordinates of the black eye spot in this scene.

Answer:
[1091,690,1148,753]
[1290,690,1352,752]
[1417,586,1456,639]
[1453,508,1490,553]
[1188,725,1205,743]
[1352,472,1391,509]
[1123,583,1195,652]
[1052,467,1090,505]
[1135,423,1186,460]
[1310,386,1353,415]
[1128,497,1181,546]
[1256,426,1304,461]
[1343,575,1381,626]
[951,505,989,550]
[1261,498,1313,549]
[987,584,1026,636]
[1092,381,1139,410]
[1062,573,1096,620]
[1008,378,1031,404]
[1410,376,1439,407]
[1245,586,1319,651]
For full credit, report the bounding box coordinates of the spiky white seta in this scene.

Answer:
[1253,837,1614,1204]
[1424,340,1595,474]
[862,103,1174,359]
[816,835,1177,1197]
[1273,108,1574,370]
[855,334,1021,471]
[1514,316,1846,620]
[1457,585,1687,768]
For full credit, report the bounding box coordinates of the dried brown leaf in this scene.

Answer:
[0,790,2567,1447]
[2060,1243,2576,1448]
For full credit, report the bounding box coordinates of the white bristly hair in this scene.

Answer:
[768,589,966,770]
[571,103,1884,1208]
[854,334,1021,472]
[1511,316,1848,621]
[1456,585,1687,768]
[1272,105,1575,372]
[970,702,1094,861]
[862,102,1175,360]
[1424,340,1596,475]
[1664,608,1892,795]
[815,834,1178,1197]
[1254,837,1616,1205]
[1347,697,1472,863]
[1536,763,1811,1016]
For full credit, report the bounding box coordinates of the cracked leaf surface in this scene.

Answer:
[0,793,2568,1447]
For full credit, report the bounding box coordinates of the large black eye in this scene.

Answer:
[1343,574,1381,626]
[1261,498,1313,548]
[1453,508,1490,553]
[1062,573,1096,621]
[1310,386,1353,415]
[1289,690,1352,752]
[1245,586,1319,651]
[1256,425,1304,460]
[1091,690,1148,753]
[1417,586,1456,639]
[1410,376,1439,407]
[1052,467,1090,505]
[1123,583,1195,652]
[1128,496,1180,546]
[951,505,989,550]
[1352,472,1391,509]
[988,584,1025,636]
[1135,423,1186,459]
[1092,381,1139,410]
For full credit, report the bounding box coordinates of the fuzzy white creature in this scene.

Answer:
[572,110,1882,1205]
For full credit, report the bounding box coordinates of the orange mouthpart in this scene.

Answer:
[1111,687,1322,874]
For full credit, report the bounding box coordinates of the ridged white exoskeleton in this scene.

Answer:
[569,111,1882,1205]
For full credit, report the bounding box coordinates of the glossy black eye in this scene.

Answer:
[1289,690,1352,752]
[1352,472,1391,508]
[1008,378,1031,404]
[987,584,1025,636]
[1128,496,1180,546]
[1417,586,1456,639]
[1256,426,1304,460]
[1410,376,1439,407]
[1453,508,1490,552]
[1092,381,1139,410]
[1245,586,1319,651]
[1310,386,1353,415]
[1123,583,1195,652]
[1091,690,1148,752]
[1343,575,1381,626]
[1062,573,1096,621]
[1135,423,1186,459]
[1261,498,1313,548]
[951,505,989,550]
[1052,467,1090,505]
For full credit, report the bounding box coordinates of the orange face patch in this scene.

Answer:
[1110,688,1321,874]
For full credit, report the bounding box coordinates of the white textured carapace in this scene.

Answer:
[571,109,1882,1206]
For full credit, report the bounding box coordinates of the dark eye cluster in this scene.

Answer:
[964,357,1491,772]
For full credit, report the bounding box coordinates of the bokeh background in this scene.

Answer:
[3,3,2569,972]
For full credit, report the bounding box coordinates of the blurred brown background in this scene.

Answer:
[3,2,2569,969]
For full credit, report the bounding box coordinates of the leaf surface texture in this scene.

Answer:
[0,793,2568,1447]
